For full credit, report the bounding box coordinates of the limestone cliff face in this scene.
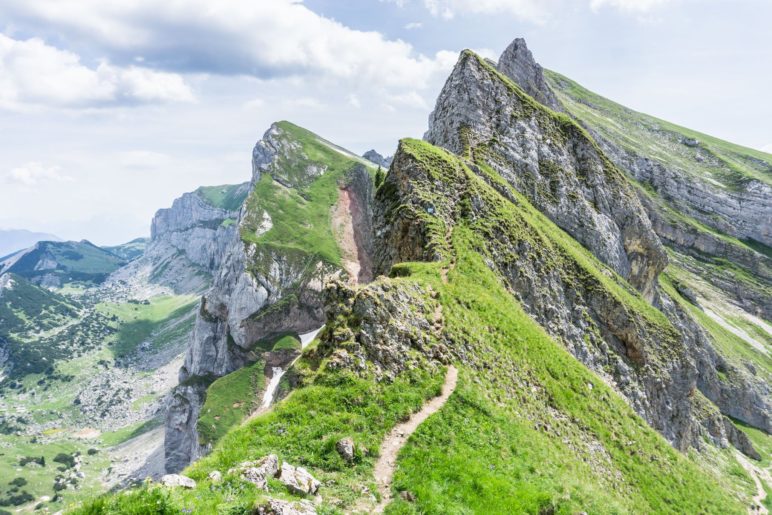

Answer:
[109,185,248,295]
[544,66,771,320]
[502,40,771,436]
[164,123,375,472]
[590,130,772,249]
[425,50,666,300]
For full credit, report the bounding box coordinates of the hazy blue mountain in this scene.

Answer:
[0,229,61,259]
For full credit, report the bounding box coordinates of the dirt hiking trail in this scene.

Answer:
[736,451,770,514]
[370,365,458,513]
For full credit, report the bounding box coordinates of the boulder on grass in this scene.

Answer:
[336,437,355,463]
[255,498,317,515]
[279,462,320,495]
[229,454,279,490]
[160,474,196,489]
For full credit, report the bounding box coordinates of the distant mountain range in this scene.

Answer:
[0,229,61,258]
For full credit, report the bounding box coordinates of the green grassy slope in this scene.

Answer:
[69,139,748,514]
[2,241,126,286]
[241,121,376,273]
[0,274,82,378]
[388,232,741,514]
[101,238,148,262]
[96,295,198,359]
[195,184,249,211]
[0,274,79,338]
[545,70,772,190]
[197,359,266,447]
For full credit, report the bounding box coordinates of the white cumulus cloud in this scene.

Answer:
[387,0,673,20]
[2,162,73,186]
[0,34,194,110]
[2,0,456,91]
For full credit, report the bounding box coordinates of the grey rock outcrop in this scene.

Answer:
[109,184,248,295]
[279,462,321,495]
[723,418,761,460]
[363,149,393,168]
[496,38,560,110]
[425,50,666,300]
[336,437,355,463]
[605,145,771,248]
[230,454,280,489]
[160,474,196,488]
[655,287,770,436]
[255,498,317,515]
[322,278,446,382]
[164,383,207,473]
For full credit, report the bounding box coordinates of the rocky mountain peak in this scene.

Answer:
[426,49,666,298]
[362,149,392,168]
[497,37,560,110]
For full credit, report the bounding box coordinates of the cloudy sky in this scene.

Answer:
[1,0,770,245]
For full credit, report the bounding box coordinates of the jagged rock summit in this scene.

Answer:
[497,37,560,110]
[426,48,667,299]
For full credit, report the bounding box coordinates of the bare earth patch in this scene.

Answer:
[332,187,373,284]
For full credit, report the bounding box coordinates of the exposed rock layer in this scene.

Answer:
[426,50,666,299]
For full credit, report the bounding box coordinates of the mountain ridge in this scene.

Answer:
[4,37,768,515]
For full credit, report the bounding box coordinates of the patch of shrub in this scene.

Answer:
[53,452,76,468]
[0,491,34,507]
[18,456,45,467]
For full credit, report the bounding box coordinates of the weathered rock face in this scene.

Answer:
[655,287,770,436]
[229,454,280,489]
[519,43,770,439]
[321,278,447,382]
[543,63,771,321]
[164,123,376,473]
[372,139,766,453]
[109,185,248,296]
[164,383,206,474]
[496,38,560,111]
[255,498,317,515]
[279,462,321,495]
[640,193,772,319]
[594,138,772,249]
[425,50,666,300]
[160,473,196,489]
[422,41,770,451]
